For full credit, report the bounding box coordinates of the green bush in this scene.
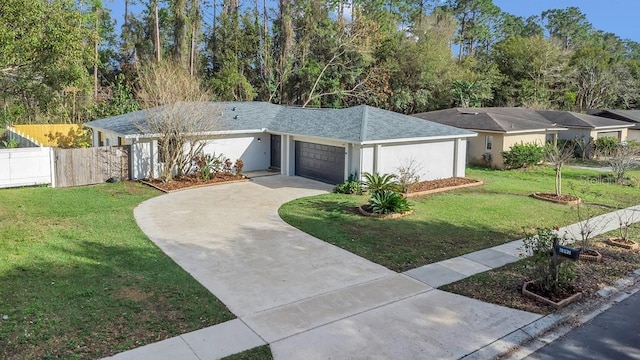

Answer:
[501,142,544,169]
[334,173,363,194]
[363,172,400,194]
[368,190,411,214]
[523,227,575,294]
[334,180,362,194]
[594,137,619,156]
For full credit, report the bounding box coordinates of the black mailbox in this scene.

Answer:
[555,245,581,260]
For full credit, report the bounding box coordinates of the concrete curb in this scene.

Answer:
[461,268,640,360]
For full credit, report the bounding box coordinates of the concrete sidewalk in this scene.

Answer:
[106,177,640,360]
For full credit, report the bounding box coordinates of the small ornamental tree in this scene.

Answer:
[544,142,575,196]
[605,142,640,184]
[136,61,219,182]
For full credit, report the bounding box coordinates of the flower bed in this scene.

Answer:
[141,173,248,193]
[405,177,483,197]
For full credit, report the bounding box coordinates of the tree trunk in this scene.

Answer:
[94,7,100,102]
[154,0,161,62]
[278,0,293,104]
[173,0,188,66]
[556,165,562,196]
[189,0,199,76]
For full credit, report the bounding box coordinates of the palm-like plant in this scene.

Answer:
[363,172,400,194]
[369,190,411,214]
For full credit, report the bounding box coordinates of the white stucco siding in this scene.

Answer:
[377,140,456,181]
[455,139,467,177]
[200,135,270,172]
[359,146,375,178]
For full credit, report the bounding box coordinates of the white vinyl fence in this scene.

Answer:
[0,147,54,188]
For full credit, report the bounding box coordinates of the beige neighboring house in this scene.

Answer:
[588,110,640,141]
[537,110,633,146]
[412,108,565,169]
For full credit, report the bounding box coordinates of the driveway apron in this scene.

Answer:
[134,175,541,359]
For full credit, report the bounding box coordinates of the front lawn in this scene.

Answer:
[0,182,234,359]
[279,166,640,272]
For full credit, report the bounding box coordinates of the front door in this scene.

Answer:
[270,135,281,169]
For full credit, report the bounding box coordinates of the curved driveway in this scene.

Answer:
[134,175,540,359]
[135,175,398,317]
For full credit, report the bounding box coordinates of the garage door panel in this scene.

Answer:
[295,141,345,184]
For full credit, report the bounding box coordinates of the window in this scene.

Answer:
[118,137,125,146]
[98,131,105,146]
[485,135,493,150]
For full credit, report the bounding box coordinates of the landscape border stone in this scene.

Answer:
[404,180,484,198]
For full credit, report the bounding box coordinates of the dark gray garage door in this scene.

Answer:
[295,141,345,184]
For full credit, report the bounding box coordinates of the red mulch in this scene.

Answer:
[534,192,580,202]
[407,177,479,193]
[143,173,246,192]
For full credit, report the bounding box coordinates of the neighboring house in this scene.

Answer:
[84,102,476,184]
[588,110,640,141]
[537,111,633,156]
[412,108,566,169]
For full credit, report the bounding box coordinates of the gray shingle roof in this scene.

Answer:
[84,102,474,143]
[537,110,633,129]
[412,108,559,132]
[589,110,640,130]
[413,108,634,133]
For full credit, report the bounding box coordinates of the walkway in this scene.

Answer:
[106,176,640,360]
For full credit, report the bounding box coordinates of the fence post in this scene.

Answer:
[49,147,57,188]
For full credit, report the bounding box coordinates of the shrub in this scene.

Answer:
[501,142,545,169]
[234,159,244,176]
[333,174,362,194]
[395,159,422,193]
[192,152,224,180]
[594,137,618,156]
[363,172,400,194]
[523,227,575,293]
[1,138,19,148]
[368,190,411,214]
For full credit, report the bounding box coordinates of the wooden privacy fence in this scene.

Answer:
[54,146,130,188]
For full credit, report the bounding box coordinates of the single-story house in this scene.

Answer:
[588,110,640,141]
[537,111,633,156]
[84,102,476,184]
[412,108,566,169]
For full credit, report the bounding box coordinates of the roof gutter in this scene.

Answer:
[120,128,268,139]
[360,133,477,146]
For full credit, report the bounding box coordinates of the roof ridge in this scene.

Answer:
[485,113,509,132]
[360,105,369,142]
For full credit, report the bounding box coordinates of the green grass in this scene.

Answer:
[0,182,234,359]
[279,166,640,272]
[222,345,273,360]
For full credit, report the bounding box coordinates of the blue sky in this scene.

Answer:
[493,0,640,42]
[106,1,640,43]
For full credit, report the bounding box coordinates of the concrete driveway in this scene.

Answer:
[134,175,540,359]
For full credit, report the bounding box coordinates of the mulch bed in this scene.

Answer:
[442,240,640,315]
[523,282,580,304]
[407,177,480,193]
[142,173,247,192]
[532,192,581,204]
